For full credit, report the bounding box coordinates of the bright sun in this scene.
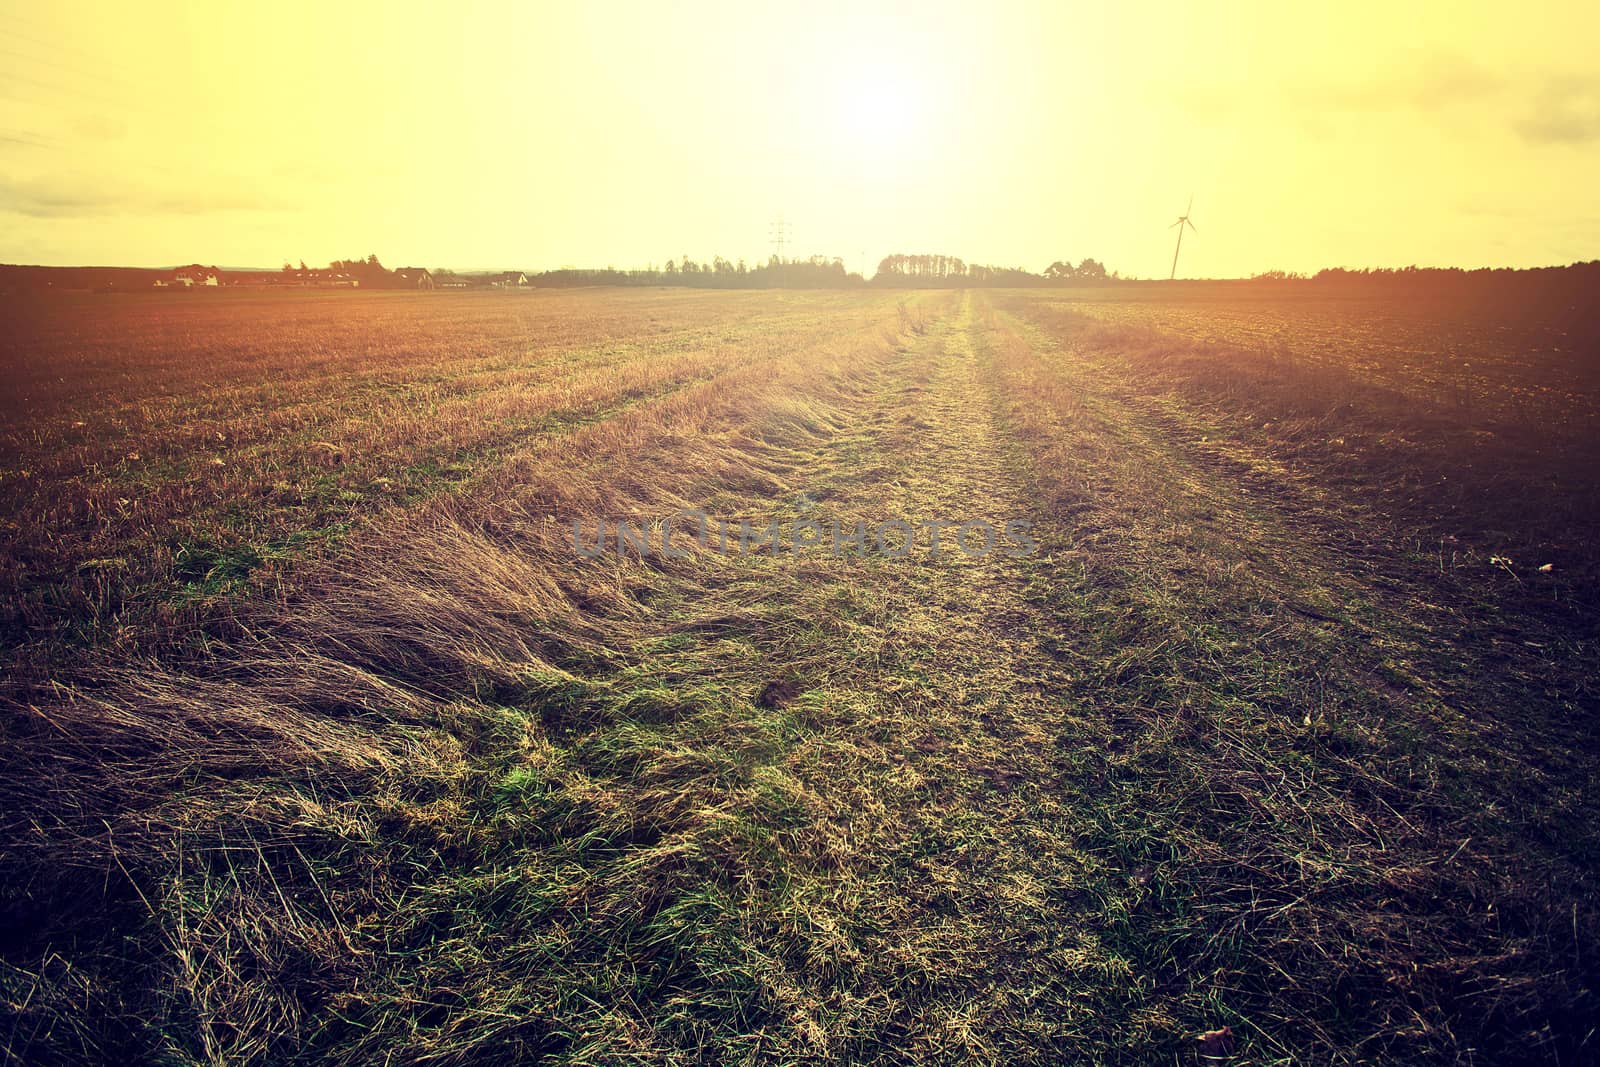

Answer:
[837,69,928,157]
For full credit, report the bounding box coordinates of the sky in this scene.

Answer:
[1,0,1597,278]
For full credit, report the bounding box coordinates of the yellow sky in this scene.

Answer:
[2,0,1597,276]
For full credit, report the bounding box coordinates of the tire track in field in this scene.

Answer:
[622,294,1127,1060]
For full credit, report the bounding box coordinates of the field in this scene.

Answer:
[2,286,1598,1064]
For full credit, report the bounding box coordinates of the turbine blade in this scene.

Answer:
[1187,193,1194,214]
[1187,219,1197,232]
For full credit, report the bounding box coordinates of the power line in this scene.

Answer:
[768,214,791,263]
[768,215,792,287]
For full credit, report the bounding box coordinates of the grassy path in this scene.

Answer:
[305,293,1114,1062]
[690,296,1110,1058]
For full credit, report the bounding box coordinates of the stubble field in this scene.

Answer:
[2,286,1597,1065]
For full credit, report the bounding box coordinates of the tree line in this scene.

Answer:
[531,255,857,289]
[871,254,1113,288]
[280,255,408,287]
[526,253,1122,290]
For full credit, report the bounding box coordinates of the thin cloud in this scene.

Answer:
[1173,52,1504,122]
[1286,54,1502,113]
[1402,54,1502,110]
[1515,78,1600,144]
[1177,57,1600,151]
[70,114,128,142]
[0,172,289,218]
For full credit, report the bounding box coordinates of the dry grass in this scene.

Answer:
[1,288,892,656]
[994,291,1600,611]
[975,298,1599,1060]
[2,287,1596,1064]
[3,289,952,1063]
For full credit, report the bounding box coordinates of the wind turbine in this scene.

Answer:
[1169,195,1197,280]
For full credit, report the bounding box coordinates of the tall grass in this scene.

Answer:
[1,290,949,1064]
[1,289,893,656]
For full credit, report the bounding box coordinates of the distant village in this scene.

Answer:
[149,265,518,291]
[0,258,528,293]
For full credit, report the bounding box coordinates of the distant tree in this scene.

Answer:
[324,255,394,286]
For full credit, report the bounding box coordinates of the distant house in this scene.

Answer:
[393,267,434,290]
[491,271,528,288]
[170,265,220,287]
[280,268,359,287]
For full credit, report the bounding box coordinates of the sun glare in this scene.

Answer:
[841,72,924,152]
